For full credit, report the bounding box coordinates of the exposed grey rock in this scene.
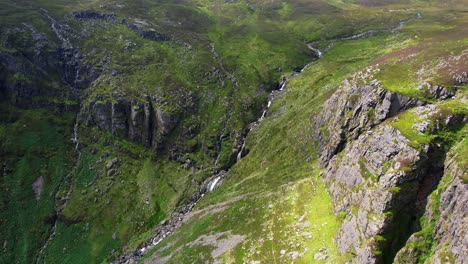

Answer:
[325,104,465,262]
[72,10,118,22]
[85,94,181,150]
[127,20,170,42]
[314,248,329,260]
[311,68,425,167]
[32,176,45,201]
[289,251,299,261]
[129,101,149,144]
[453,71,467,84]
[427,84,455,100]
[355,244,378,264]
[312,70,466,263]
[155,108,178,136]
[0,13,99,108]
[395,151,468,263]
[107,169,116,177]
[42,11,98,89]
[327,124,423,260]
[112,100,129,137]
[106,160,114,169]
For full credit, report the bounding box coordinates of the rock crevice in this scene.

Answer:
[311,69,466,263]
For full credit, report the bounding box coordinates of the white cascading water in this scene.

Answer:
[208,177,221,191]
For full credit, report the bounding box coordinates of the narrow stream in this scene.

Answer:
[115,13,421,263]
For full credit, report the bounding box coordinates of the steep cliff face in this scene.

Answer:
[311,66,427,167]
[394,147,467,263]
[0,16,97,109]
[83,95,181,150]
[312,66,466,263]
[311,66,460,169]
[0,31,62,107]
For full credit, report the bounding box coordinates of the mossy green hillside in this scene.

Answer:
[0,0,466,263]
[139,14,431,264]
[145,172,348,263]
[141,3,467,262]
[39,125,215,263]
[374,9,468,99]
[0,105,75,263]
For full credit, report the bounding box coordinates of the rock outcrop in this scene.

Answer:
[84,95,180,149]
[324,122,437,263]
[311,68,466,263]
[394,148,468,264]
[72,10,118,22]
[0,15,98,108]
[311,67,425,167]
[127,20,170,42]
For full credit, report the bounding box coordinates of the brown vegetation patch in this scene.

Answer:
[373,46,422,65]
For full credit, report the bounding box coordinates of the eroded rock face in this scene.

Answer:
[311,68,425,167]
[127,21,170,42]
[85,95,180,149]
[431,164,468,262]
[326,124,430,263]
[0,19,97,108]
[311,69,466,263]
[0,28,60,107]
[394,153,468,264]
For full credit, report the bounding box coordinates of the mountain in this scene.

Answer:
[0,0,466,263]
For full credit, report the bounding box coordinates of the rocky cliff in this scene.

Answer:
[394,146,467,263]
[312,65,467,263]
[82,94,182,150]
[0,14,97,109]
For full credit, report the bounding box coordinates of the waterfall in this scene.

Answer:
[307,43,323,58]
[71,121,79,151]
[208,177,221,191]
[237,139,247,161]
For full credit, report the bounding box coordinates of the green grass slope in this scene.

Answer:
[0,0,466,263]
[142,2,467,263]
